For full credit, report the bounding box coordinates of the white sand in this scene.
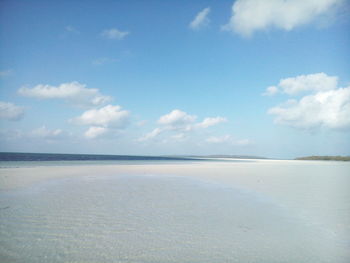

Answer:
[0,159,349,262]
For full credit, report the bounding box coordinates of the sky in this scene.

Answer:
[0,0,349,159]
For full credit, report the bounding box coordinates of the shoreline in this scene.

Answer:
[1,158,349,191]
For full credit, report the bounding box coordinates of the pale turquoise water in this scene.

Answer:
[0,172,349,263]
[0,158,245,168]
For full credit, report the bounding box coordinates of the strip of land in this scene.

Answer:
[295,156,350,161]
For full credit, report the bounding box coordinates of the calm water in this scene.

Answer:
[0,152,201,162]
[0,152,201,168]
[0,160,200,168]
[0,152,249,168]
[0,170,349,262]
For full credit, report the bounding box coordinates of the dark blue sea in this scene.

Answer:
[0,152,200,162]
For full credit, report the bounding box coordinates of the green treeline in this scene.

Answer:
[296,156,350,161]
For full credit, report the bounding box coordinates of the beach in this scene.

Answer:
[0,159,349,262]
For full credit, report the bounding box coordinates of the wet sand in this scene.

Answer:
[0,159,349,262]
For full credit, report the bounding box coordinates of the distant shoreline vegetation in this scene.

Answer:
[295,156,350,161]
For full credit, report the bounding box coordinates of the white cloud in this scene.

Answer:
[282,73,337,95]
[71,104,130,128]
[268,86,350,130]
[189,7,211,30]
[158,109,197,130]
[264,73,338,96]
[0,101,25,121]
[18,81,111,107]
[222,0,343,37]
[206,135,253,145]
[101,28,129,40]
[138,127,163,142]
[138,130,187,143]
[157,110,226,132]
[139,109,227,141]
[263,86,279,96]
[30,126,64,140]
[196,117,227,128]
[84,126,108,139]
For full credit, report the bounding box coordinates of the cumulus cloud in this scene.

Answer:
[206,135,253,145]
[268,87,350,130]
[71,104,130,128]
[84,126,108,139]
[263,86,279,96]
[0,101,25,121]
[222,0,343,37]
[158,109,197,130]
[139,109,227,141]
[18,81,111,107]
[268,73,338,95]
[158,109,226,132]
[196,117,227,128]
[101,28,129,40]
[138,127,163,142]
[189,7,211,30]
[266,73,350,130]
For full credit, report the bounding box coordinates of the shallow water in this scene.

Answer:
[1,173,349,262]
[0,158,247,168]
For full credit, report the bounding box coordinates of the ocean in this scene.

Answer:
[0,152,206,168]
[0,152,199,162]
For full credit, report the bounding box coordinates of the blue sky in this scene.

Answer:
[0,0,349,158]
